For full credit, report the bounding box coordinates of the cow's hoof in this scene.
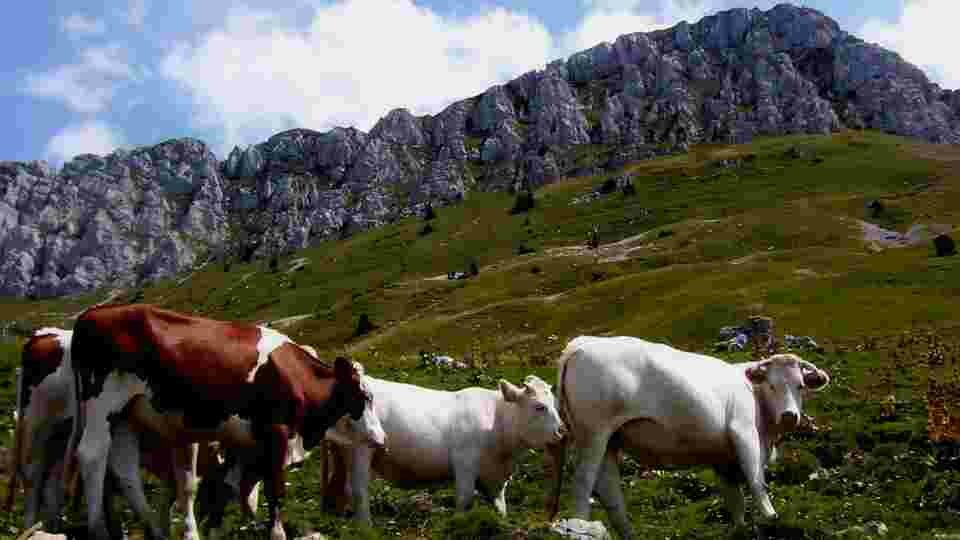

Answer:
[270,521,287,540]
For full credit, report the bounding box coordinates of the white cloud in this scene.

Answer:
[127,0,147,28]
[61,14,106,37]
[560,0,787,57]
[44,121,125,166]
[160,0,553,154]
[22,44,140,113]
[560,11,667,55]
[860,0,960,89]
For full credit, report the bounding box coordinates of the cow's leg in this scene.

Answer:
[22,422,57,528]
[39,458,64,526]
[592,449,634,540]
[102,475,125,540]
[714,467,746,529]
[730,425,777,521]
[571,429,613,520]
[263,424,291,540]
[23,416,71,528]
[478,477,509,517]
[348,445,374,525]
[328,443,352,515]
[173,443,201,540]
[76,405,114,540]
[109,420,166,540]
[452,453,481,514]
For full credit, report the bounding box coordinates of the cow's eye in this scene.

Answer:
[535,404,547,413]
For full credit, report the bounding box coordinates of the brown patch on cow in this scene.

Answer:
[20,334,64,409]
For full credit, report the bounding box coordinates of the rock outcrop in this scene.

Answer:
[2,3,959,297]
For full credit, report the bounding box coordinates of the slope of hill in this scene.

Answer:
[2,3,960,299]
[1,130,959,538]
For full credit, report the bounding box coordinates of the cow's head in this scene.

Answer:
[331,357,386,449]
[499,375,565,448]
[746,354,830,430]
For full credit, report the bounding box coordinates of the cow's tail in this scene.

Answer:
[546,341,579,521]
[4,366,25,511]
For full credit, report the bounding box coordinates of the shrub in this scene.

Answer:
[468,259,480,276]
[516,243,536,255]
[598,177,618,194]
[422,202,436,220]
[439,507,507,540]
[510,190,536,214]
[418,222,434,236]
[622,180,637,197]
[269,255,279,273]
[355,313,375,336]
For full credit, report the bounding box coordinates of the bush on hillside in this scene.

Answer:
[355,313,375,336]
[510,190,536,214]
[423,202,436,221]
[515,243,536,255]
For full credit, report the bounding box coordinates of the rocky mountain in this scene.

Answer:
[2,3,959,298]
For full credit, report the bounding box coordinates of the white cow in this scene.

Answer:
[548,336,830,539]
[322,374,566,525]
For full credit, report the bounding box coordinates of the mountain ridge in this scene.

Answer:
[1,2,958,298]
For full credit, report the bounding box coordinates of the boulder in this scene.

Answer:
[550,518,611,540]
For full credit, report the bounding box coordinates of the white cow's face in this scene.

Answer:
[499,375,565,448]
[747,354,830,430]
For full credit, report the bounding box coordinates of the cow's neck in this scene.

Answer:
[752,386,779,459]
[302,387,346,450]
[492,400,524,463]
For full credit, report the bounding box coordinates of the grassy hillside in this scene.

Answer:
[1,130,959,539]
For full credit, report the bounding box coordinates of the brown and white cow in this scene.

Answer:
[62,304,385,540]
[6,328,262,540]
[546,336,830,539]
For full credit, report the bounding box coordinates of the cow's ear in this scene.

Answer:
[334,356,354,380]
[803,367,830,391]
[499,380,524,402]
[746,363,768,384]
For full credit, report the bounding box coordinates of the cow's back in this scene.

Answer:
[361,378,495,485]
[72,304,261,422]
[560,336,744,438]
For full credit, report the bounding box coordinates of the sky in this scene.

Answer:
[4,0,954,168]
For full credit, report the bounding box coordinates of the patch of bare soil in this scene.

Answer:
[269,313,315,329]
[858,220,953,250]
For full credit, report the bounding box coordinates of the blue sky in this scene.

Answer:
[4,0,949,168]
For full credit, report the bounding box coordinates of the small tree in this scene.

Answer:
[509,190,535,215]
[587,225,600,250]
[419,222,434,236]
[269,254,280,273]
[423,202,436,221]
[355,313,375,336]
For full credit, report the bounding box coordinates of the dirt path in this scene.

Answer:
[857,219,953,249]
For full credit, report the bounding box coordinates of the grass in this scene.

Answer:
[2,130,960,538]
